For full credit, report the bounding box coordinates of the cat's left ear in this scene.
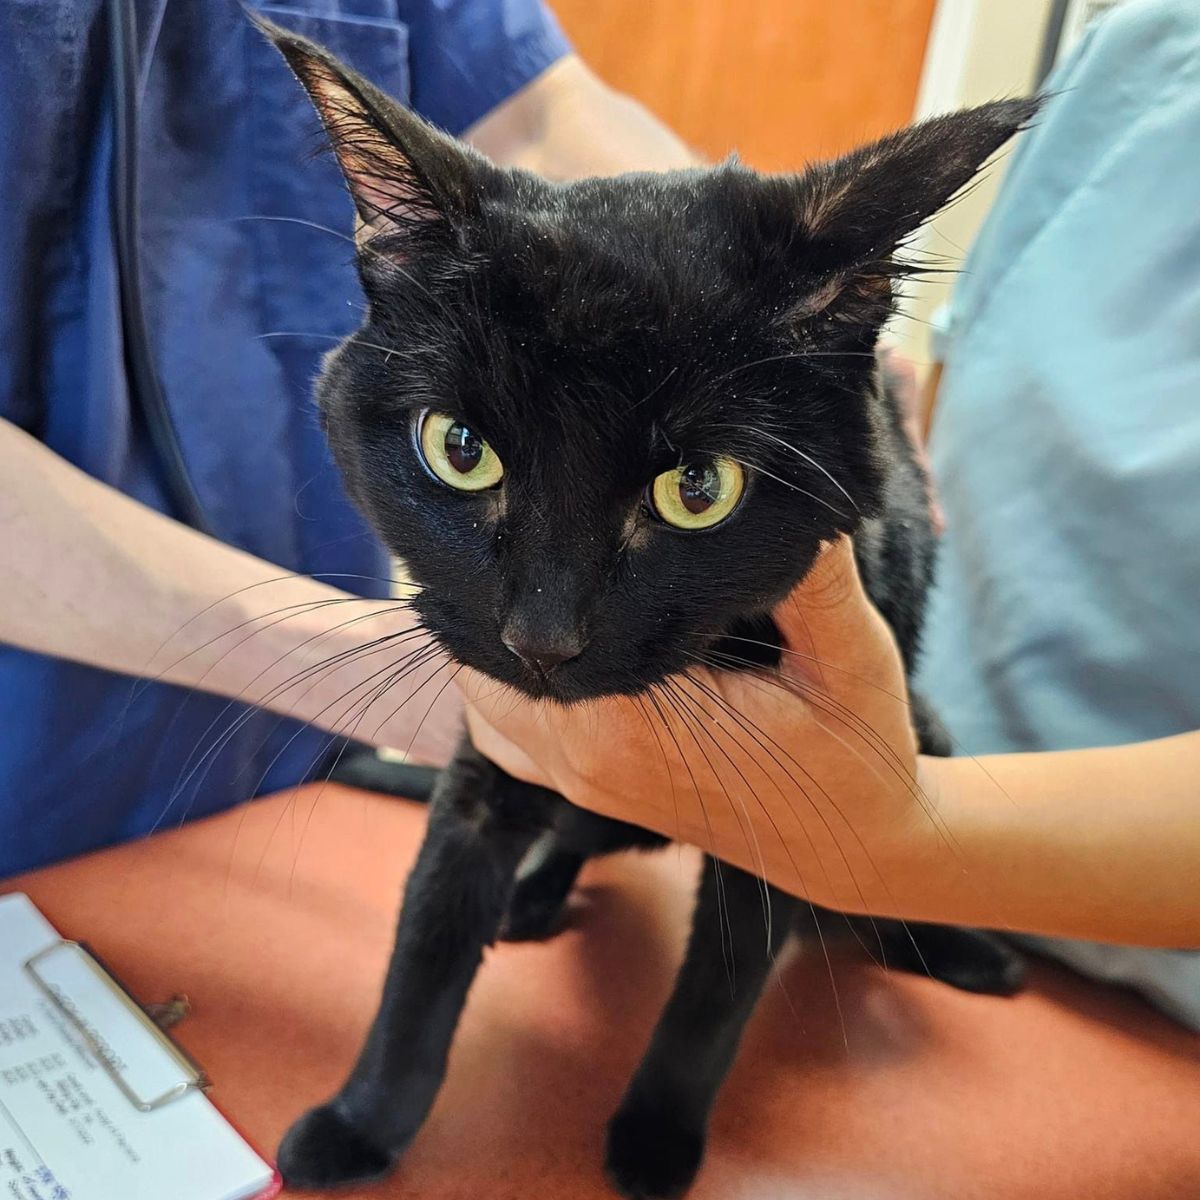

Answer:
[254,15,488,245]
[782,98,1040,324]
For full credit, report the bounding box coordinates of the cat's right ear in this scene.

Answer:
[776,98,1039,329]
[253,15,486,246]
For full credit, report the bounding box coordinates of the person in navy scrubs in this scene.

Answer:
[0,0,698,875]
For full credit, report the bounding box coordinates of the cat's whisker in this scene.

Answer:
[678,675,958,1013]
[669,678,868,1017]
[235,213,357,247]
[740,427,860,513]
[674,670,847,891]
[234,213,454,313]
[167,657,400,844]
[631,693,684,847]
[369,656,462,755]
[286,655,461,896]
[675,666,888,945]
[669,674,853,1045]
[662,677,821,1006]
[464,678,517,708]
[402,662,465,759]
[153,596,417,700]
[630,365,680,411]
[248,641,446,808]
[686,632,909,703]
[682,654,946,953]
[673,670,903,984]
[796,687,963,854]
[637,689,685,847]
[699,451,851,520]
[701,646,916,787]
[706,348,882,392]
[218,639,432,906]
[257,330,415,366]
[165,614,429,810]
[667,667,926,1012]
[647,683,736,989]
[662,679,774,955]
[696,650,962,857]
[255,654,439,892]
[102,591,421,769]
[772,670,942,822]
[145,601,424,826]
[798,904,849,1050]
[160,629,436,837]
[257,329,348,342]
[700,635,1022,823]
[657,691,806,1017]
[138,571,420,680]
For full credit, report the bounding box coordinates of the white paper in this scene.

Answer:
[0,893,275,1200]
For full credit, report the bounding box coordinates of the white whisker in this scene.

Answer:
[743,427,860,513]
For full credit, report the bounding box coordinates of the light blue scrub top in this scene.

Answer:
[916,0,1200,1026]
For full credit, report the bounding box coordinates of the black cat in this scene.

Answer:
[258,20,1032,1198]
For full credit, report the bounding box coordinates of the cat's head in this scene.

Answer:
[262,21,1034,702]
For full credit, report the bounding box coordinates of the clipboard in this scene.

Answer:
[0,893,281,1200]
[24,940,208,1114]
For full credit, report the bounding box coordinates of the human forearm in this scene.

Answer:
[0,419,452,758]
[466,54,701,178]
[905,734,1200,946]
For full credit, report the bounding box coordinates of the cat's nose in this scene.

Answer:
[501,630,585,675]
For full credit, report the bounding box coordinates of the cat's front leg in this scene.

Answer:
[606,859,798,1200]
[278,737,558,1190]
[501,805,667,941]
[499,833,587,941]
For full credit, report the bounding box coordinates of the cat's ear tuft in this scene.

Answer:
[252,14,486,244]
[785,98,1041,322]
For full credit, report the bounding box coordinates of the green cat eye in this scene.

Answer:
[418,410,504,492]
[649,458,745,530]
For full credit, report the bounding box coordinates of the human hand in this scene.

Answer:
[463,537,929,911]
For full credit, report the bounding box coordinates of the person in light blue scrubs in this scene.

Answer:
[917,0,1200,1026]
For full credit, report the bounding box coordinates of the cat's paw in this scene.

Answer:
[919,934,1026,996]
[930,945,1026,996]
[277,1101,397,1190]
[605,1100,705,1199]
[863,921,1027,997]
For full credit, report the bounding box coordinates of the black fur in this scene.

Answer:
[259,18,1033,1196]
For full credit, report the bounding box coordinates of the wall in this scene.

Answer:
[897,0,1056,372]
[549,0,939,171]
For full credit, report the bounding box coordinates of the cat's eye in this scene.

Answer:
[649,458,745,530]
[417,410,504,492]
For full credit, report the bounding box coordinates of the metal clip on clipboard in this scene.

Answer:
[23,940,209,1113]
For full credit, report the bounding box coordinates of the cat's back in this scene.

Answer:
[853,371,938,667]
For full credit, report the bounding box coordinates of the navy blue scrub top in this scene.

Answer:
[0,0,570,875]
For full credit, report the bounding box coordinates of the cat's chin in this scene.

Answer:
[470,661,676,708]
[481,670,625,707]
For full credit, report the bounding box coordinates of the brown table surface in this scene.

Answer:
[7,784,1199,1200]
